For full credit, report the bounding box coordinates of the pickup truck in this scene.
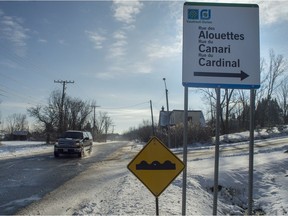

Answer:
[54,130,93,158]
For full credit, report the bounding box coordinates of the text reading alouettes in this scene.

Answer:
[197,28,245,68]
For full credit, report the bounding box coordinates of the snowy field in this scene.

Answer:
[0,128,288,215]
[0,141,53,159]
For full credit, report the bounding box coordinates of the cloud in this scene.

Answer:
[94,71,115,80]
[146,40,181,59]
[108,44,126,58]
[85,30,107,49]
[107,30,127,58]
[146,30,182,60]
[91,1,181,80]
[93,59,152,80]
[2,101,31,110]
[0,59,19,69]
[0,11,29,56]
[130,62,152,74]
[112,0,143,26]
[58,39,68,45]
[107,0,142,58]
[113,30,127,40]
[38,38,47,43]
[142,2,182,60]
[259,1,288,25]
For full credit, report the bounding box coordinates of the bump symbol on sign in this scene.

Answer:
[136,160,176,170]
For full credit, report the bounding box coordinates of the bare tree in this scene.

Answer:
[255,58,267,105]
[28,90,61,141]
[94,111,113,142]
[221,89,239,134]
[262,49,287,100]
[65,97,92,130]
[200,88,216,126]
[255,49,287,128]
[27,104,57,143]
[200,88,238,134]
[0,105,2,131]
[277,76,288,123]
[235,89,250,130]
[28,90,93,142]
[95,112,112,134]
[6,113,28,134]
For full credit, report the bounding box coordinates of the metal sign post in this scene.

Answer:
[182,87,188,215]
[248,89,255,214]
[213,88,221,215]
[156,197,159,215]
[150,100,158,215]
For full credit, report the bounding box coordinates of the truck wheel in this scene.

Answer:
[54,152,59,158]
[78,149,84,158]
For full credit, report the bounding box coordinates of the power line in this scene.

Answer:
[0,44,57,107]
[0,84,46,106]
[100,101,150,110]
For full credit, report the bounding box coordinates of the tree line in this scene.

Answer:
[1,90,113,143]
[200,49,287,134]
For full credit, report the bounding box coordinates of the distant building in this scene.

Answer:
[0,130,6,140]
[12,131,29,140]
[159,107,205,127]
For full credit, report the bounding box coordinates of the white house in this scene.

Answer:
[159,107,206,127]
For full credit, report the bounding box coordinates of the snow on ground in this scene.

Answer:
[0,141,53,159]
[68,141,287,215]
[219,126,288,144]
[1,127,288,215]
[0,141,107,159]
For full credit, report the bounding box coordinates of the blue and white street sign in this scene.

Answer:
[182,2,260,89]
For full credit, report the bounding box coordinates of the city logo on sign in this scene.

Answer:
[188,9,211,20]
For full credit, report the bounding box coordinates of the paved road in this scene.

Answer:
[0,141,130,215]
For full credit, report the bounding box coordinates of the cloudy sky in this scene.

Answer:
[0,0,287,133]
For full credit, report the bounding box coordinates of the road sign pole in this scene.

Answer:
[248,89,255,215]
[150,100,155,136]
[213,87,221,215]
[156,197,159,215]
[182,86,188,215]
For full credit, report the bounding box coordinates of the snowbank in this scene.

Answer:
[70,142,288,215]
[0,141,52,159]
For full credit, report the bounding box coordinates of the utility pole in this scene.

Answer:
[163,78,171,148]
[91,102,100,141]
[54,80,74,134]
[150,100,155,136]
[111,124,116,140]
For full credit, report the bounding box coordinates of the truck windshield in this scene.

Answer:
[63,132,83,139]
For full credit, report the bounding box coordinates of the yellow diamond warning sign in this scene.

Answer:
[127,136,185,197]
